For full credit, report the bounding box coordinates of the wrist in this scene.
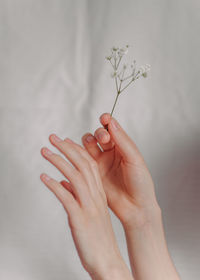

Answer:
[121,201,163,233]
[122,204,180,280]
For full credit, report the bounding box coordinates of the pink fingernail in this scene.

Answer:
[52,134,62,142]
[86,135,94,143]
[41,173,51,181]
[43,147,53,156]
[110,118,119,130]
[98,132,105,141]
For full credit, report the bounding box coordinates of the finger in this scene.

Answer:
[94,127,110,144]
[98,113,116,150]
[63,138,105,198]
[40,173,79,215]
[81,133,102,159]
[99,113,112,128]
[94,127,115,152]
[49,134,94,175]
[107,117,145,164]
[60,180,77,200]
[60,180,73,193]
[49,135,102,197]
[40,147,90,206]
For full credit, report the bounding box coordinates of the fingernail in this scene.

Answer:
[86,135,94,143]
[43,147,53,156]
[41,173,51,181]
[65,137,73,143]
[110,118,119,130]
[52,134,62,142]
[98,132,106,141]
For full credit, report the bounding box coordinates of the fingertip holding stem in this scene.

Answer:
[99,112,110,122]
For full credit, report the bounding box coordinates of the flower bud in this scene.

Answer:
[112,47,118,51]
[111,71,118,78]
[142,72,148,78]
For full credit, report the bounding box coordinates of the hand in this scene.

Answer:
[82,113,180,280]
[81,113,161,231]
[40,134,133,280]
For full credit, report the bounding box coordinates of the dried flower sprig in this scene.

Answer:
[105,45,151,117]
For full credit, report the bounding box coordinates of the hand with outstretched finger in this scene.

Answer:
[40,134,133,280]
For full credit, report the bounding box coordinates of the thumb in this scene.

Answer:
[108,117,144,164]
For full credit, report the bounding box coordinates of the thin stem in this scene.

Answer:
[109,59,115,69]
[118,67,126,92]
[116,56,122,69]
[110,92,120,117]
[114,52,117,69]
[115,76,118,93]
[120,78,135,93]
[122,73,134,82]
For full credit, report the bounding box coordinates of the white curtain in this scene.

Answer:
[0,0,199,279]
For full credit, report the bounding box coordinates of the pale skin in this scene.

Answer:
[40,113,181,280]
[40,133,133,280]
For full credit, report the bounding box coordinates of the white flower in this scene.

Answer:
[105,56,112,60]
[138,64,151,77]
[105,44,151,116]
[111,71,118,78]
[112,47,119,52]
[138,66,145,74]
[144,64,151,72]
[118,47,129,57]
[131,60,136,68]
[142,72,148,78]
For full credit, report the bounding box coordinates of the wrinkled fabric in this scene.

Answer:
[0,0,199,279]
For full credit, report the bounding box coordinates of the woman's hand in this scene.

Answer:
[40,134,133,280]
[81,113,180,280]
[82,113,161,231]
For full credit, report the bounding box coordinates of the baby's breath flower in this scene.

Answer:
[112,47,118,51]
[137,64,151,78]
[105,56,112,60]
[118,46,129,57]
[105,45,151,117]
[111,71,118,78]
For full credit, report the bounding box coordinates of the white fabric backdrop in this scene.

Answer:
[0,0,199,279]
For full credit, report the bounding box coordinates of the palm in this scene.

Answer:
[96,146,137,221]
